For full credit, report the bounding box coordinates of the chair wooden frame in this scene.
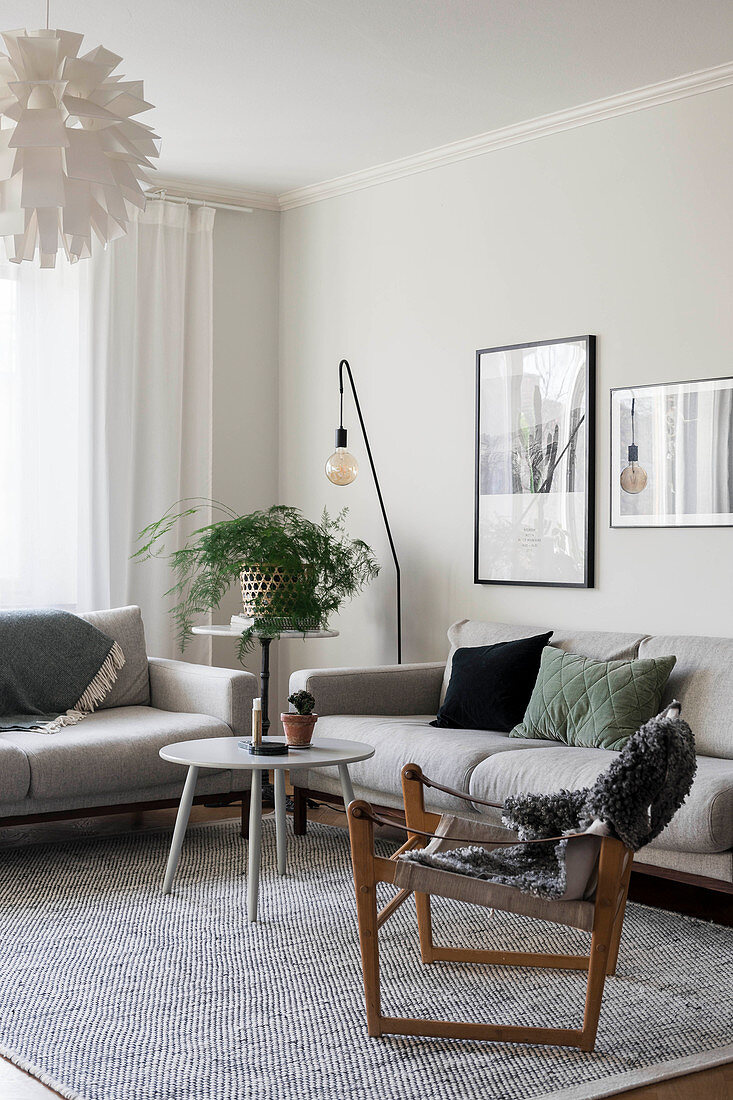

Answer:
[347,763,633,1051]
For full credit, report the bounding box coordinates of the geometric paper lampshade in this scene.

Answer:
[0,27,159,267]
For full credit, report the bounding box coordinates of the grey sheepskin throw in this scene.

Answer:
[401,705,696,899]
[0,609,125,733]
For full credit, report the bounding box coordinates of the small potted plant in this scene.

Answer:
[282,690,317,748]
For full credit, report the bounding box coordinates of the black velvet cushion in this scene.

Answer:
[431,632,554,733]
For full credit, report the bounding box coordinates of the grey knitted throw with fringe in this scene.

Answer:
[0,609,125,733]
[402,706,697,899]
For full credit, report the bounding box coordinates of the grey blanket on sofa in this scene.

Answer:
[401,705,697,899]
[0,609,125,733]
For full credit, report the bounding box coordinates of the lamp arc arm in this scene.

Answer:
[339,359,402,664]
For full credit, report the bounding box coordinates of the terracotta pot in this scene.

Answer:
[281,712,318,747]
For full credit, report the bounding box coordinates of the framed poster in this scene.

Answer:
[474,335,595,587]
[611,377,733,528]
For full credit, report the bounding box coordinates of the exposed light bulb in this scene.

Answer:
[326,447,359,485]
[620,462,648,494]
[325,425,358,485]
[620,444,647,494]
[620,397,647,494]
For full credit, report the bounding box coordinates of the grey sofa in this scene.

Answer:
[0,606,258,830]
[289,619,733,893]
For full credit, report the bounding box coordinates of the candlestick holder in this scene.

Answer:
[239,739,289,756]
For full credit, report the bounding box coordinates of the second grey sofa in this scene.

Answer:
[0,606,258,830]
[289,619,733,892]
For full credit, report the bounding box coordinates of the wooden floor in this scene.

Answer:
[0,798,729,1100]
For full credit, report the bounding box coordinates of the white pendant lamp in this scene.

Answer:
[0,5,159,267]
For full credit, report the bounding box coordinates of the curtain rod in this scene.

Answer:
[148,190,253,214]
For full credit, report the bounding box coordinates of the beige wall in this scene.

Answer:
[277,87,733,689]
[212,207,280,675]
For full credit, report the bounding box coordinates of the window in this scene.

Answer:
[0,259,84,609]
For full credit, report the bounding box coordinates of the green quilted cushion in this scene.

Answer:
[510,646,677,750]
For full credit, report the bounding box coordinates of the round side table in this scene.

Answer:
[192,624,338,736]
[159,735,374,922]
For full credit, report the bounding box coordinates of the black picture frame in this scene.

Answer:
[610,375,733,529]
[474,335,596,588]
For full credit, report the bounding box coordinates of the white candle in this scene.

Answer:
[252,697,262,746]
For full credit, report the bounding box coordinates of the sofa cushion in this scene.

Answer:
[306,715,559,812]
[441,620,647,702]
[4,706,230,800]
[510,646,676,750]
[0,739,31,802]
[433,632,552,733]
[640,634,733,759]
[0,770,244,819]
[469,747,733,854]
[77,606,150,708]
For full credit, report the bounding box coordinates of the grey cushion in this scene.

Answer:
[3,706,230,800]
[77,606,150,708]
[290,664,446,717]
[441,620,646,702]
[632,845,733,883]
[290,769,455,815]
[0,769,249,818]
[468,746,733,854]
[0,739,31,801]
[302,715,559,812]
[291,761,733,884]
[640,634,733,760]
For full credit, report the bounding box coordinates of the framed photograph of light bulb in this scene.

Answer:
[611,377,733,528]
[474,335,596,587]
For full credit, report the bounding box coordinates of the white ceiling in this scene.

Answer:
[4,1,733,196]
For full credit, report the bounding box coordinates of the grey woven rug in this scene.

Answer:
[0,821,730,1100]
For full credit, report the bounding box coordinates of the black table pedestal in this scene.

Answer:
[257,635,272,736]
[257,635,276,804]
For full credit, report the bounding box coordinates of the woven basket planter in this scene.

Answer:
[239,564,319,632]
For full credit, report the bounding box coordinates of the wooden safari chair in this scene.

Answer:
[347,763,634,1051]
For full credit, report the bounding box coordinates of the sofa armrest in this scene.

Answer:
[288,663,446,717]
[148,658,258,738]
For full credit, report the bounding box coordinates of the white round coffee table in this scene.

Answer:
[159,736,374,922]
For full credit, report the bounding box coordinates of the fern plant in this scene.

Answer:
[134,501,380,663]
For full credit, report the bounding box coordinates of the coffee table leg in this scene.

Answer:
[163,764,199,895]
[339,763,355,807]
[248,769,262,921]
[274,769,287,875]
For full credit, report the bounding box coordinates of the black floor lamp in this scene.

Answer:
[325,359,402,664]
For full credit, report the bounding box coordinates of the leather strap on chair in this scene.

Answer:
[348,802,593,848]
[403,767,504,810]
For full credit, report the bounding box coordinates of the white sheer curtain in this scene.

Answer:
[80,201,215,658]
[0,258,86,608]
[0,200,215,659]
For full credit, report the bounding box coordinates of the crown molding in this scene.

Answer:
[153,177,280,212]
[278,61,733,210]
[154,62,733,214]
